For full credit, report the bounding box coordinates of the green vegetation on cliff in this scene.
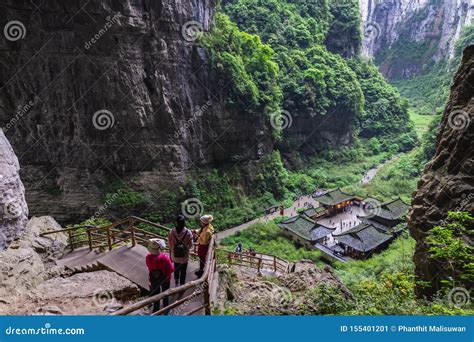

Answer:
[214,0,415,148]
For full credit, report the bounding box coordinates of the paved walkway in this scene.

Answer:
[361,155,399,184]
[216,194,319,241]
[316,205,367,247]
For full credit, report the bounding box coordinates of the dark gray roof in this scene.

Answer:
[333,223,392,252]
[359,198,411,221]
[313,188,359,206]
[303,206,325,218]
[278,215,334,242]
[310,224,335,240]
[377,198,410,220]
[360,217,407,234]
[278,215,315,241]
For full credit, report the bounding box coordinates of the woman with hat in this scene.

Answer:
[146,238,174,313]
[193,214,214,278]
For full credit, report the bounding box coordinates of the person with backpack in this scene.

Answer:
[193,214,214,278]
[235,242,243,253]
[168,214,193,287]
[146,238,174,313]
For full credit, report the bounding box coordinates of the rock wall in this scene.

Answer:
[360,0,473,79]
[0,129,28,250]
[0,216,67,298]
[0,0,273,222]
[408,45,474,297]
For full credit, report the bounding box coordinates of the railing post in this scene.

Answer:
[274,256,277,272]
[87,229,92,251]
[257,258,261,274]
[68,230,74,251]
[204,280,211,315]
[130,224,137,247]
[107,227,112,251]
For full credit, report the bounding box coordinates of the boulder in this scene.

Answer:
[0,216,67,299]
[0,129,28,250]
[27,216,68,262]
[0,270,140,315]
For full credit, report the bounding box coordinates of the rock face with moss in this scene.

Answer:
[0,129,28,250]
[0,0,273,222]
[408,45,474,297]
[360,0,473,79]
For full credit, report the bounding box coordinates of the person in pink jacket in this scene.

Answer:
[168,215,193,286]
[146,238,174,313]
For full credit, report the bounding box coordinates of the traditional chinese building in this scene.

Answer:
[333,198,411,259]
[302,205,326,220]
[277,215,335,249]
[313,188,362,214]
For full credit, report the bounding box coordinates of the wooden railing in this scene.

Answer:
[221,250,292,274]
[40,216,170,252]
[113,237,217,316]
[42,216,291,316]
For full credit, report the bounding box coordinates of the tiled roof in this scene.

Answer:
[313,188,358,206]
[303,207,317,218]
[303,206,325,218]
[378,198,410,220]
[333,224,392,252]
[311,224,335,240]
[278,215,316,241]
[359,198,410,221]
[360,217,406,234]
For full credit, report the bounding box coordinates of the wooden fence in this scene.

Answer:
[222,250,291,274]
[112,237,217,316]
[42,217,292,316]
[40,216,170,252]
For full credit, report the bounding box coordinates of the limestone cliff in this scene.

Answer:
[408,45,473,297]
[0,129,28,250]
[360,0,473,79]
[0,0,273,222]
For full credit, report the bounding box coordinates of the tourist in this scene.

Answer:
[235,242,243,253]
[168,214,193,287]
[193,215,215,278]
[146,238,174,313]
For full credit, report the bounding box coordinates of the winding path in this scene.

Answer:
[360,155,399,184]
[216,194,318,241]
[217,156,398,241]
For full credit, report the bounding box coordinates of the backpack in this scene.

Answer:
[173,229,189,258]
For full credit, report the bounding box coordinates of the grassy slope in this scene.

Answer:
[220,221,323,264]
